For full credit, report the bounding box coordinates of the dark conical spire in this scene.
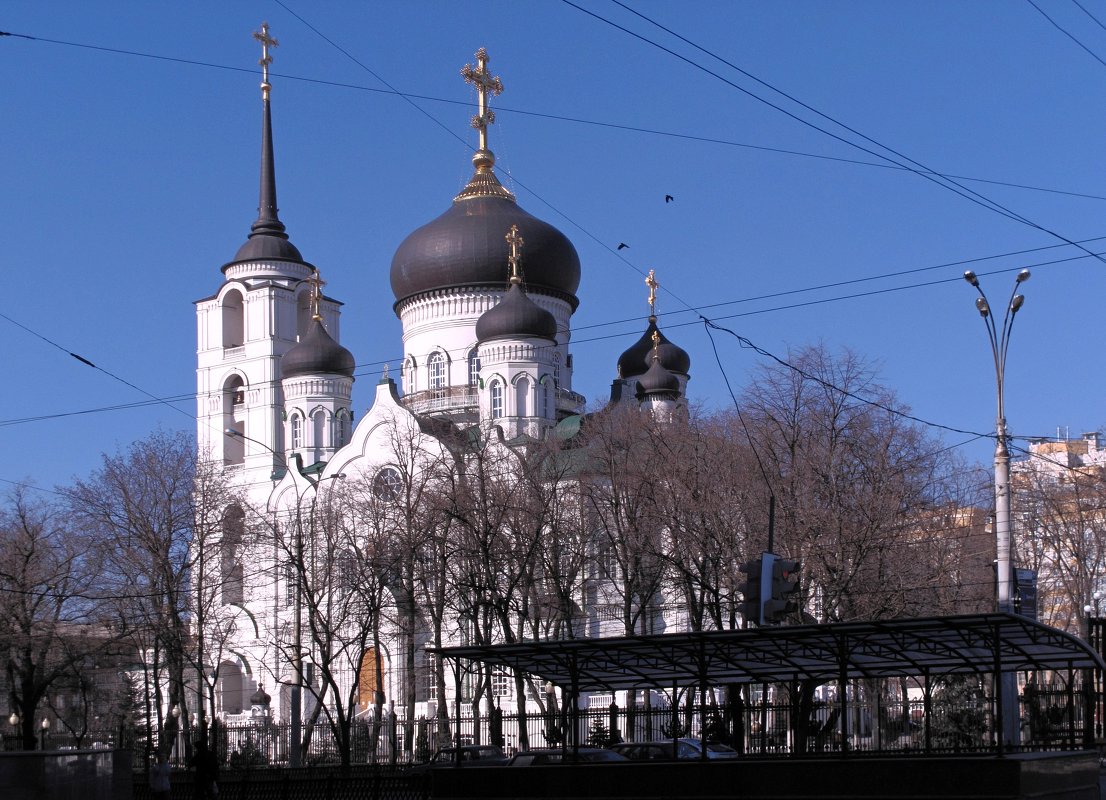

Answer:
[251,91,287,240]
[228,23,303,266]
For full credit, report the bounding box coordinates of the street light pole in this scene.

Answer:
[964,267,1029,748]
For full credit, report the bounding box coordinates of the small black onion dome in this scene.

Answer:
[250,684,271,706]
[636,354,680,399]
[282,317,355,379]
[390,193,581,308]
[617,318,691,378]
[475,283,558,343]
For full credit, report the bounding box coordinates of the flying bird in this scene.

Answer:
[665,194,674,203]
[617,242,629,250]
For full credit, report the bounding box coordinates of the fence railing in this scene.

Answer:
[111,676,1098,769]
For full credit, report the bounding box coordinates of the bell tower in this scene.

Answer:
[195,23,346,495]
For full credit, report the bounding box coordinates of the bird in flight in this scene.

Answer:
[665,194,674,203]
[617,243,629,250]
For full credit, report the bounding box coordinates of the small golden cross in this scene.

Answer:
[310,269,324,321]
[461,48,504,153]
[253,22,279,99]
[650,330,661,361]
[645,269,659,317]
[506,224,524,284]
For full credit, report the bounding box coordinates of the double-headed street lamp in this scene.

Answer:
[964,267,1029,748]
[963,268,1029,616]
[224,427,343,768]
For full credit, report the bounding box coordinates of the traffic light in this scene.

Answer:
[738,556,765,626]
[764,557,801,624]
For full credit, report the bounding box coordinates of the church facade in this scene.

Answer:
[195,37,692,729]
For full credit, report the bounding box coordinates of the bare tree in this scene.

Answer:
[738,345,956,623]
[67,431,238,756]
[0,486,108,749]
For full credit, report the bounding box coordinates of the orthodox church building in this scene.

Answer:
[195,34,692,725]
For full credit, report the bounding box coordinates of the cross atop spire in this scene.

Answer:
[309,268,325,321]
[461,48,504,169]
[253,22,279,101]
[645,269,659,320]
[506,224,524,285]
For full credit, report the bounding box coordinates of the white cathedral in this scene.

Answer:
[194,38,692,728]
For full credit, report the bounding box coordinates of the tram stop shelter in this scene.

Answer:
[428,614,1106,799]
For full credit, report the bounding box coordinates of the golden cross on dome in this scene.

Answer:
[253,22,279,100]
[645,269,659,317]
[506,224,524,284]
[461,48,504,154]
[309,268,325,321]
[650,330,661,361]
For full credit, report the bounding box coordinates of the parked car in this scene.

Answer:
[610,738,737,761]
[507,747,629,765]
[413,744,508,771]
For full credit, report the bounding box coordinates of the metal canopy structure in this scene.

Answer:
[432,613,1105,692]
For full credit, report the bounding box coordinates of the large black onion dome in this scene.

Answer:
[282,317,355,379]
[636,355,680,399]
[617,318,691,378]
[475,283,557,343]
[390,191,581,308]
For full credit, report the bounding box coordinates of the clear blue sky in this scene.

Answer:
[3,2,1106,492]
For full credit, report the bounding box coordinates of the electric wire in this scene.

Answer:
[1,31,1102,202]
[1025,0,1106,70]
[570,0,1106,268]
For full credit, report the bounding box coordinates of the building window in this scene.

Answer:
[335,410,350,448]
[491,669,513,698]
[490,380,503,419]
[283,561,296,607]
[373,466,403,501]
[312,409,327,456]
[515,376,530,418]
[468,349,481,386]
[403,358,416,394]
[221,289,244,349]
[221,505,245,605]
[428,352,446,399]
[290,414,302,450]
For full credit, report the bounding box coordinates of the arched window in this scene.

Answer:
[223,376,246,466]
[515,376,531,418]
[468,349,481,387]
[312,409,327,458]
[490,380,504,419]
[221,505,245,605]
[221,289,244,349]
[219,660,245,715]
[334,409,350,448]
[427,352,446,398]
[403,358,416,394]
[296,288,313,342]
[540,376,550,419]
[290,413,302,450]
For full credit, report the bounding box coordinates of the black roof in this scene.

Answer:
[282,317,355,379]
[390,193,581,309]
[431,613,1104,692]
[476,283,558,343]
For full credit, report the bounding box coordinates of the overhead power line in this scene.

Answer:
[569,0,1106,267]
[1,29,1102,204]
